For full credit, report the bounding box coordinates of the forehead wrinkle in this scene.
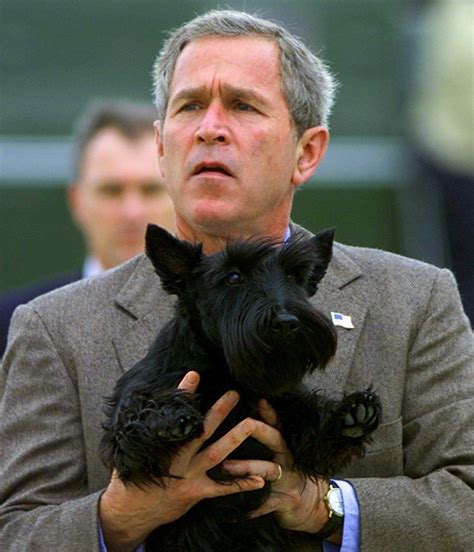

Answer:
[221,84,269,106]
[170,82,270,108]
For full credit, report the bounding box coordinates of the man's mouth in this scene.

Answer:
[193,162,233,177]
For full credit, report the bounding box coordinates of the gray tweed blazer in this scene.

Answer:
[1,225,473,551]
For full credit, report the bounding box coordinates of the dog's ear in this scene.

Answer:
[306,228,335,296]
[145,224,203,294]
[280,228,335,296]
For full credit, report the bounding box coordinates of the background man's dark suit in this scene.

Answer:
[0,271,81,358]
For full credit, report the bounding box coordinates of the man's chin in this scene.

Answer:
[188,202,240,229]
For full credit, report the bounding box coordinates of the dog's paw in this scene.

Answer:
[152,403,203,441]
[338,390,381,438]
[116,390,204,445]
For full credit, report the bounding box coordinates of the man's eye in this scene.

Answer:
[233,101,257,112]
[97,184,122,197]
[181,102,201,112]
[226,271,244,285]
[141,183,165,196]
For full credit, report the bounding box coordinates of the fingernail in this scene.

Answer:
[187,372,199,384]
[226,390,239,404]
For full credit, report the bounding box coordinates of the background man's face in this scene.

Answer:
[157,35,301,238]
[69,127,175,269]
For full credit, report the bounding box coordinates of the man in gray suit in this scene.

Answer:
[1,10,473,552]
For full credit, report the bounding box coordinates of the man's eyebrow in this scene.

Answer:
[170,84,268,106]
[221,84,268,106]
[170,86,207,105]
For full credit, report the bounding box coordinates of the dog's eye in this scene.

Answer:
[226,271,244,285]
[286,273,297,284]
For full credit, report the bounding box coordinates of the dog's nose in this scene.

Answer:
[271,313,299,334]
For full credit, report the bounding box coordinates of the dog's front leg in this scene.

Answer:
[101,381,204,486]
[271,388,381,479]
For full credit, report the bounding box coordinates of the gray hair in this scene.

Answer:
[152,10,338,136]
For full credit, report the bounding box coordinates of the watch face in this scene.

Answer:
[328,487,344,517]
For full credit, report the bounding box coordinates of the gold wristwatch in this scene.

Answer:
[314,482,344,540]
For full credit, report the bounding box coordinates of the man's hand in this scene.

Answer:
[99,371,265,552]
[222,399,337,541]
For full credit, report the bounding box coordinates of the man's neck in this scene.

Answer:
[175,217,291,254]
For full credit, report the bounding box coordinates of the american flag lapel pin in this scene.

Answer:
[331,312,354,329]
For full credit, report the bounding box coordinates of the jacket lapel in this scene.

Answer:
[309,246,369,392]
[112,255,176,373]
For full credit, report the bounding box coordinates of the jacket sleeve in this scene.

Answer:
[349,269,474,550]
[0,304,102,551]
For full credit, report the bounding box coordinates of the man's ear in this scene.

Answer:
[154,120,165,180]
[145,224,203,295]
[291,126,329,188]
[67,183,85,228]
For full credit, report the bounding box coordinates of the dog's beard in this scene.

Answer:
[221,300,337,396]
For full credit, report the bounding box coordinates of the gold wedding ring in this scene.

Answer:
[275,463,283,482]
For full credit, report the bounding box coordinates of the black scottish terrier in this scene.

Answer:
[101,224,381,551]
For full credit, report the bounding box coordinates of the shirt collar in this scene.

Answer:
[82,256,104,278]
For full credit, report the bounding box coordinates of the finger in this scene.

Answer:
[196,417,258,469]
[199,390,240,441]
[177,371,200,393]
[205,475,266,499]
[182,390,240,457]
[258,399,279,426]
[248,419,289,456]
[222,459,283,482]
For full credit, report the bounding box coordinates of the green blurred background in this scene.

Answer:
[0,0,444,291]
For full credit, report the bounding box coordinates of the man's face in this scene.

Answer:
[157,36,307,240]
[69,128,175,269]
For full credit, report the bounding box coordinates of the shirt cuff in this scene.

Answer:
[98,521,145,552]
[322,479,360,552]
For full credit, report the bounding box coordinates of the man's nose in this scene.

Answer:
[195,103,229,145]
[121,193,147,220]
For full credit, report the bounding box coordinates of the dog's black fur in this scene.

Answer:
[101,224,381,551]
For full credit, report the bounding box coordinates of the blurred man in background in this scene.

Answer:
[0,99,174,357]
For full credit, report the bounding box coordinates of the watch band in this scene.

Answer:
[313,483,344,541]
